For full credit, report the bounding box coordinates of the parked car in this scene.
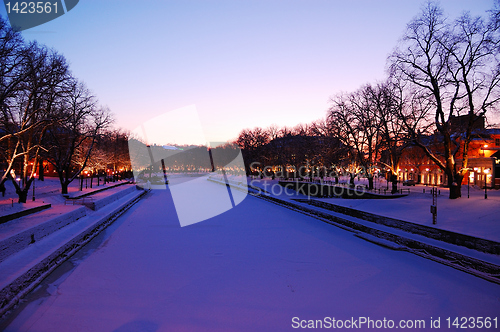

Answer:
[403,179,416,186]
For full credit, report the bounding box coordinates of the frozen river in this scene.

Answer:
[2,180,500,331]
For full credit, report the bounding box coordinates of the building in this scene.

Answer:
[455,128,500,189]
[398,125,500,188]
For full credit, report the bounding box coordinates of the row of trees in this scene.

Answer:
[236,1,500,199]
[328,81,426,193]
[0,16,130,202]
[235,121,347,178]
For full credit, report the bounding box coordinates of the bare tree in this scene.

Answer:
[0,17,25,109]
[45,80,113,195]
[92,128,132,179]
[0,17,27,196]
[308,118,347,176]
[1,42,69,202]
[235,127,270,174]
[370,81,430,193]
[389,1,500,198]
[328,86,382,189]
[262,124,284,170]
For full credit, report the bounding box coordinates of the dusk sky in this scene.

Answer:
[0,0,494,145]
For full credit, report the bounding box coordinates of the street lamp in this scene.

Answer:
[467,168,470,198]
[484,168,490,199]
[467,168,473,198]
[386,169,389,190]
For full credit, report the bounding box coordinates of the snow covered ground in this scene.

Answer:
[0,177,131,214]
[2,179,500,331]
[0,177,93,202]
[245,176,500,243]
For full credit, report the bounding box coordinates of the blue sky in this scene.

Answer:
[0,0,494,145]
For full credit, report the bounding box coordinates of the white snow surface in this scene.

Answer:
[3,178,500,331]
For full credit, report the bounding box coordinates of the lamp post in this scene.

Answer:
[16,178,21,199]
[467,169,470,199]
[386,170,389,190]
[484,168,490,199]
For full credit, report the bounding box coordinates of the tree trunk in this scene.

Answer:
[17,189,28,203]
[367,176,374,190]
[61,182,69,195]
[391,174,398,194]
[0,179,6,197]
[449,173,463,199]
[38,160,44,181]
[349,174,355,187]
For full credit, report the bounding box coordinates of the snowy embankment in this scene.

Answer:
[317,185,500,243]
[247,177,500,243]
